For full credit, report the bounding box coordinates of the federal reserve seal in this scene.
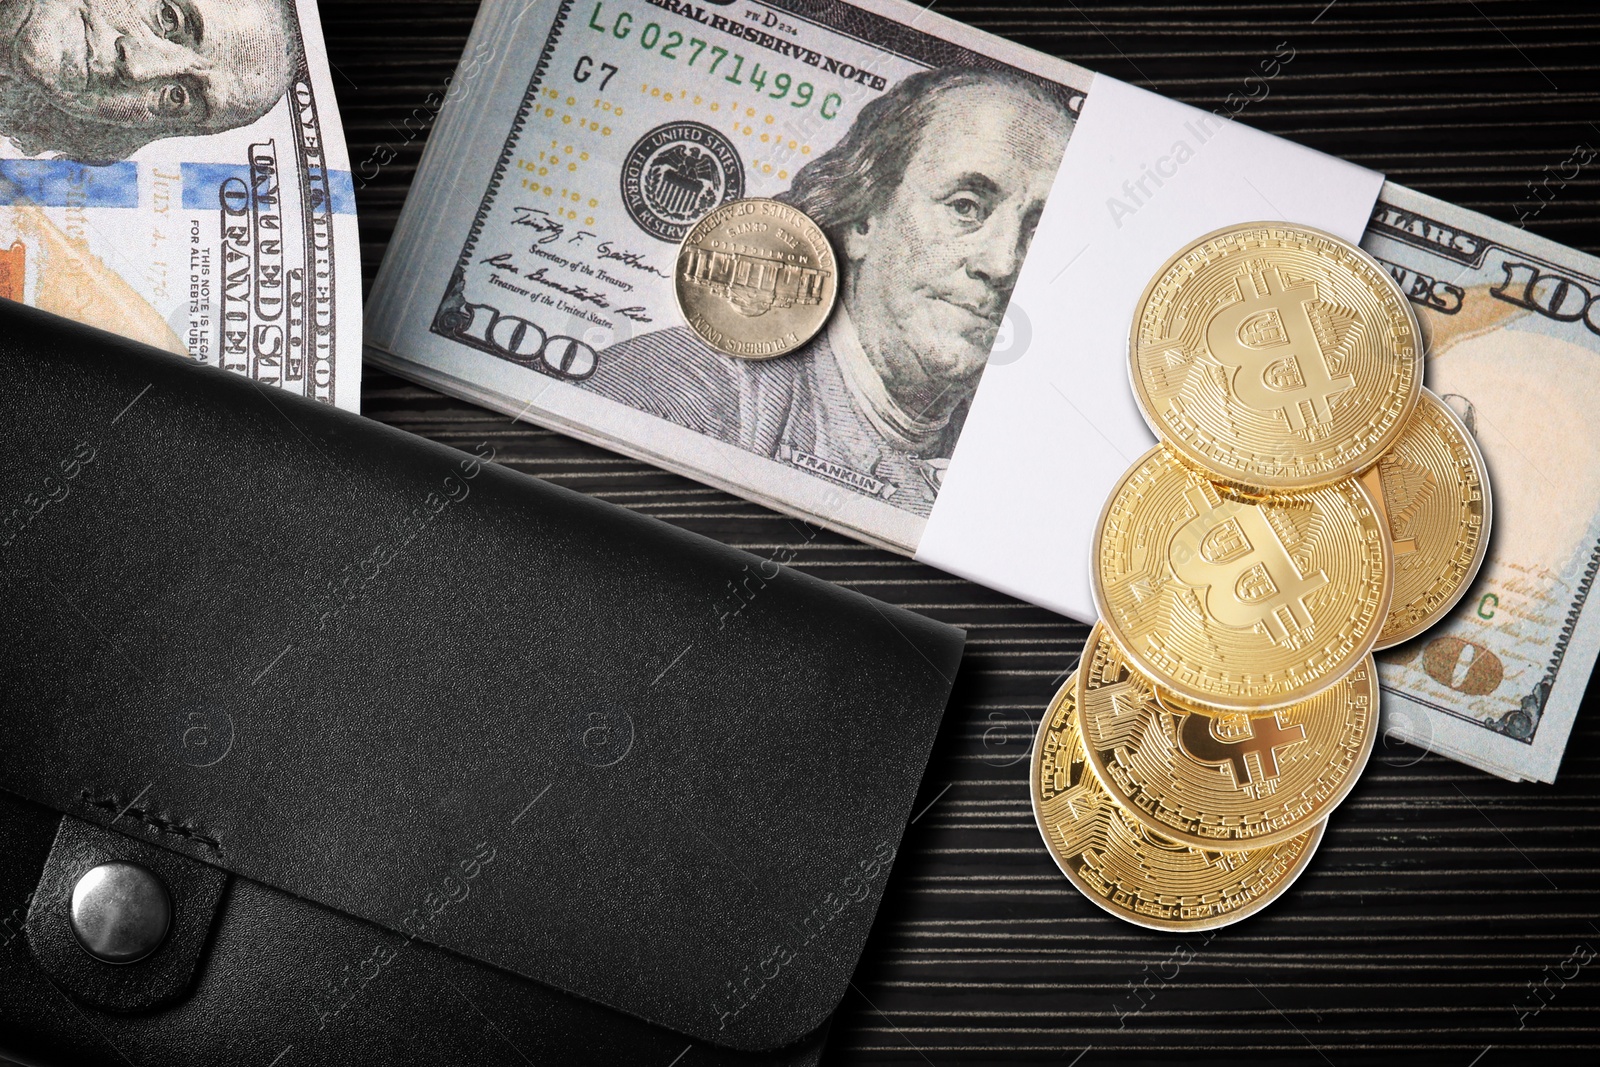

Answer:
[621,121,745,242]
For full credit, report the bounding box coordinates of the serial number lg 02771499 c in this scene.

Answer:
[587,2,846,120]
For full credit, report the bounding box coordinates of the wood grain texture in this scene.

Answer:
[325,1,1600,1063]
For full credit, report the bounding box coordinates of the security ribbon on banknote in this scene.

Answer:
[0,0,361,410]
[365,0,1599,781]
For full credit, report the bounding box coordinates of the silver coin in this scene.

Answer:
[675,198,838,360]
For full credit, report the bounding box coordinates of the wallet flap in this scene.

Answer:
[0,302,965,1051]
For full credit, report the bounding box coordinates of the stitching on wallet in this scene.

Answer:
[79,790,224,854]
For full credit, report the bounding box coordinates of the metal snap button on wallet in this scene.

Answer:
[69,861,172,965]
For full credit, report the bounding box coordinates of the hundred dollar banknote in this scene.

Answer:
[1364,184,1600,783]
[0,0,361,410]
[364,0,1597,780]
[367,0,1097,553]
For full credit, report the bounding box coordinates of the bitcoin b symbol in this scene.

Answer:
[1169,486,1329,643]
[1207,266,1354,431]
[1177,711,1306,786]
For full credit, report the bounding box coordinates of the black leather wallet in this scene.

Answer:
[0,300,965,1066]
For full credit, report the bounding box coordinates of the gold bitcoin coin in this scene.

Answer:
[1130,222,1422,492]
[675,198,837,359]
[1076,624,1375,848]
[1361,389,1493,649]
[1092,445,1392,711]
[1031,671,1325,931]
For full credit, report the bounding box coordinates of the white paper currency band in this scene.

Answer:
[915,73,1386,622]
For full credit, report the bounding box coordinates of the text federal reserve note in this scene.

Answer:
[0,0,361,410]
[1364,183,1600,782]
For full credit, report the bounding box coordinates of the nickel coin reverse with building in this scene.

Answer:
[675,198,838,360]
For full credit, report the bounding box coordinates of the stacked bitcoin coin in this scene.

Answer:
[1031,222,1494,930]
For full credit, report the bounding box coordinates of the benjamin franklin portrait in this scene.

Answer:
[586,66,1075,518]
[0,0,298,163]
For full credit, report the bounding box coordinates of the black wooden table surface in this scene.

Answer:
[324,2,1600,1063]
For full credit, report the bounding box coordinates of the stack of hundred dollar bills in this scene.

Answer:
[1,0,362,411]
[364,0,1600,783]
